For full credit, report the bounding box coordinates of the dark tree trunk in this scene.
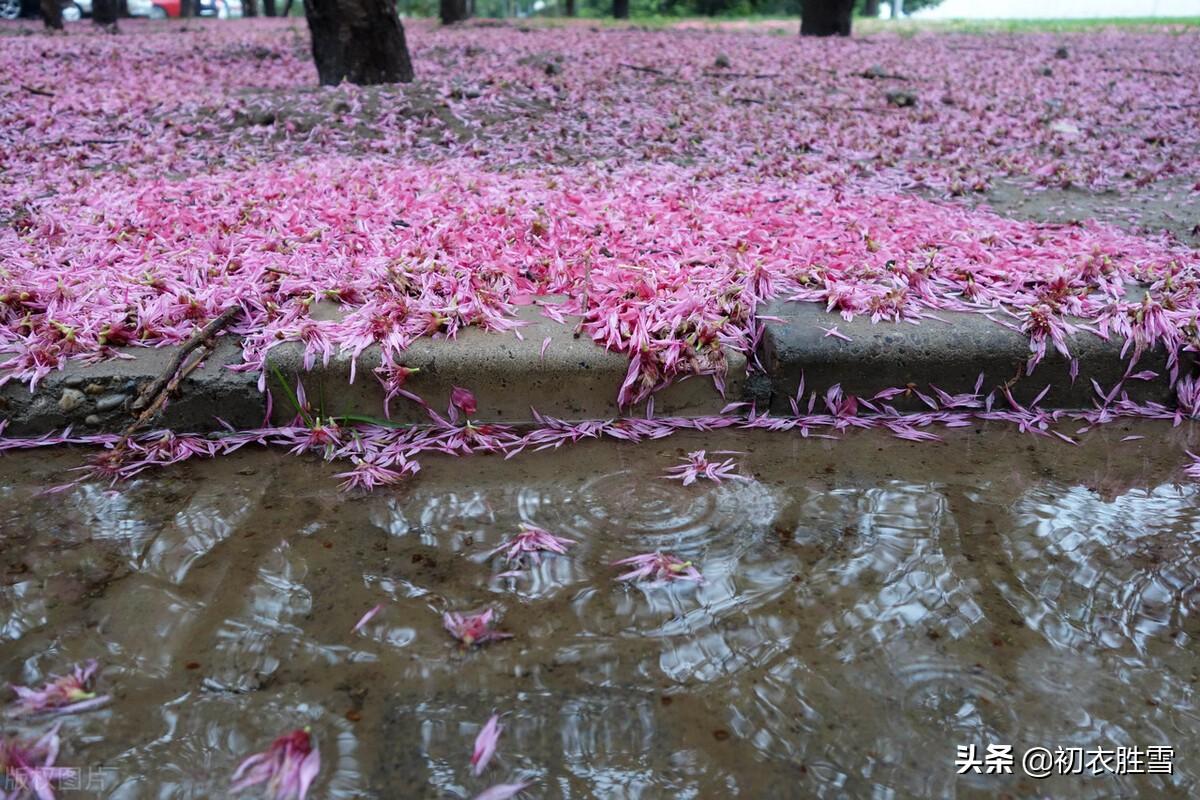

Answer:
[800,0,852,36]
[612,0,627,18]
[93,0,119,28]
[304,0,413,85]
[244,0,257,14]
[41,0,63,29]
[263,0,275,13]
[282,0,295,14]
[439,0,466,24]
[861,0,879,16]
[563,0,574,14]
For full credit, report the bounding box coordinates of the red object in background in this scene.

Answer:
[154,0,180,15]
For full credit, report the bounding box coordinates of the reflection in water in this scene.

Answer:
[0,425,1198,798]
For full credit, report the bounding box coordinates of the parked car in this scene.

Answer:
[1,0,83,19]
[2,0,236,19]
[69,0,238,17]
[126,0,176,15]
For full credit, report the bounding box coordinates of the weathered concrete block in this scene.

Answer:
[265,306,745,425]
[759,300,1184,412]
[0,338,264,436]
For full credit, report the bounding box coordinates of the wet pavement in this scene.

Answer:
[2,421,1199,798]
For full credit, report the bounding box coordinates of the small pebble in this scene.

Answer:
[58,388,86,413]
[84,415,101,426]
[84,382,105,396]
[95,394,128,412]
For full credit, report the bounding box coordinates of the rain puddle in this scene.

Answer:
[2,422,1199,798]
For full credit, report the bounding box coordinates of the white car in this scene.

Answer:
[73,0,240,16]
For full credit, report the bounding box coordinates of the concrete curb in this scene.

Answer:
[0,301,1189,436]
[0,339,262,437]
[758,300,1187,413]
[266,305,746,425]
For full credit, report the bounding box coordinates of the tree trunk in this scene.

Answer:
[263,0,275,13]
[800,0,852,36]
[612,0,627,18]
[93,0,119,28]
[439,0,466,23]
[304,0,413,85]
[861,0,879,16]
[244,0,257,14]
[282,0,295,14]
[41,0,63,29]
[563,0,574,14]
[890,0,902,17]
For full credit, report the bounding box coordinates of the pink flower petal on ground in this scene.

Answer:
[663,450,744,485]
[489,525,576,565]
[612,551,703,584]
[352,603,384,634]
[474,781,532,800]
[451,386,478,416]
[470,714,503,777]
[443,609,513,647]
[231,728,320,800]
[7,660,110,717]
[820,325,853,342]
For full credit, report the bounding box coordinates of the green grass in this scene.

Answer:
[854,16,1200,34]
[507,13,1200,33]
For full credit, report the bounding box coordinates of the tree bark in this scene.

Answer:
[304,0,413,85]
[244,0,257,14]
[612,0,627,18]
[861,0,879,16]
[41,0,63,29]
[93,0,119,29]
[263,0,275,13]
[439,0,466,24]
[282,0,295,14]
[800,0,852,36]
[563,0,574,14]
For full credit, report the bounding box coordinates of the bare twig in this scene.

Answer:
[703,71,780,79]
[855,68,910,81]
[1103,67,1185,77]
[130,305,241,413]
[118,345,209,445]
[21,85,55,97]
[619,63,664,75]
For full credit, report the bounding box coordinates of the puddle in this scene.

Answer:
[2,422,1199,798]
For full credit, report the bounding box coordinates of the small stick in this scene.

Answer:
[117,346,209,446]
[21,85,55,97]
[702,71,780,79]
[1102,67,1184,77]
[619,63,665,75]
[130,306,240,412]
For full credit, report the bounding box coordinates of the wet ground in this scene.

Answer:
[2,422,1200,798]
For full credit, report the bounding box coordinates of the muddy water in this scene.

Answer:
[2,422,1199,799]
